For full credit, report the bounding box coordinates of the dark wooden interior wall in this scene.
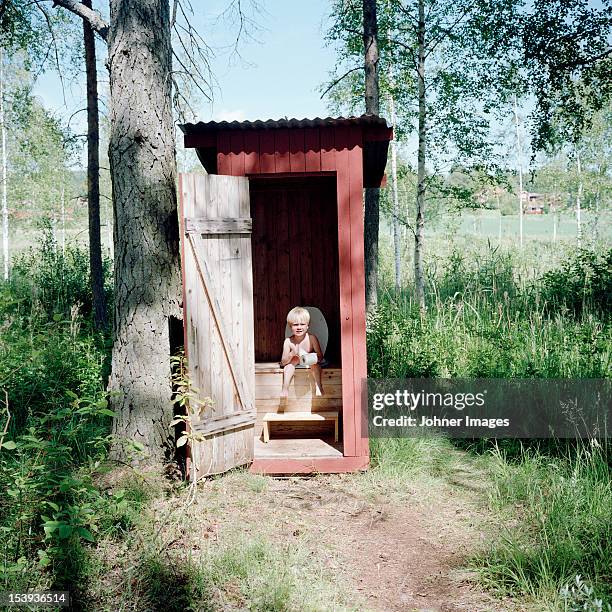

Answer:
[250,176,340,363]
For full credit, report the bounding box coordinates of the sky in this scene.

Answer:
[33,0,340,127]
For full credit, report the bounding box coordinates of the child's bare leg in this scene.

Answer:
[281,364,295,398]
[311,364,324,396]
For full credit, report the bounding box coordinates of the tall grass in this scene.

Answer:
[369,246,611,379]
[369,245,612,607]
[480,441,611,607]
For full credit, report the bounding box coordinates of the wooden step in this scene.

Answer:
[262,411,339,443]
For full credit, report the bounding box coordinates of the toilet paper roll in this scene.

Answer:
[299,352,318,367]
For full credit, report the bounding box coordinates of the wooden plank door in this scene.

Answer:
[180,173,255,477]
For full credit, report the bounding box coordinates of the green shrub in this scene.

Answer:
[369,249,611,379]
[9,221,113,323]
[540,249,611,318]
[0,231,116,598]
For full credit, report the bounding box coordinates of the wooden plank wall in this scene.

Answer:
[250,177,340,363]
[213,126,367,459]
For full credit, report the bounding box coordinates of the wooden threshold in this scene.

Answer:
[250,454,369,475]
[255,437,342,459]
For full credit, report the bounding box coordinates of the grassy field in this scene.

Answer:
[452,210,610,241]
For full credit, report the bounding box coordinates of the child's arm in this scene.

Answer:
[280,338,299,367]
[310,334,324,363]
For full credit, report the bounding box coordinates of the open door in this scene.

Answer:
[180,173,255,478]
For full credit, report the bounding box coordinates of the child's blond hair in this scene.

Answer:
[286,306,310,325]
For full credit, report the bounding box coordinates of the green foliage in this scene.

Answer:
[0,233,118,598]
[0,1,84,75]
[7,92,80,224]
[540,249,612,317]
[8,221,112,322]
[368,247,611,379]
[524,0,612,152]
[368,244,612,378]
[324,0,521,173]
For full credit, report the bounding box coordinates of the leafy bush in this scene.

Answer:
[540,249,612,318]
[369,249,611,379]
[0,232,118,599]
[0,308,107,432]
[9,221,113,323]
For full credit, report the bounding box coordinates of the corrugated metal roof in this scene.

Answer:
[179,115,389,134]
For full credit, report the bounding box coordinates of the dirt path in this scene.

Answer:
[91,455,525,610]
[262,473,513,612]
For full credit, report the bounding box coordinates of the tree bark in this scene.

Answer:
[363,0,380,311]
[107,0,181,462]
[414,0,426,310]
[83,0,107,330]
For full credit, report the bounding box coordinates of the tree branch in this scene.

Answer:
[553,47,612,71]
[51,0,108,41]
[320,65,363,99]
[424,0,480,59]
[35,1,66,103]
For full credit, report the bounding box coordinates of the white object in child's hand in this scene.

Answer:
[299,352,318,367]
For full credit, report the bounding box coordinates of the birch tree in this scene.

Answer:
[363,0,381,310]
[1,49,7,280]
[325,0,521,309]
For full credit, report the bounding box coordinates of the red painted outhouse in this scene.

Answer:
[178,117,391,476]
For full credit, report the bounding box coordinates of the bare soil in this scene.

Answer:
[258,474,515,612]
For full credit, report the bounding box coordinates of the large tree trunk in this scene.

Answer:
[83,0,107,330]
[107,0,181,462]
[414,0,426,310]
[363,0,380,311]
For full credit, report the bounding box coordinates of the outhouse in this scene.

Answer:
[178,116,392,476]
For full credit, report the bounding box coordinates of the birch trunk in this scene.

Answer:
[513,95,524,248]
[107,0,181,461]
[414,0,426,310]
[363,0,380,311]
[389,94,401,292]
[1,49,8,281]
[60,186,66,254]
[576,150,582,244]
[83,0,107,329]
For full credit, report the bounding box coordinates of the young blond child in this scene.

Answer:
[280,307,324,398]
